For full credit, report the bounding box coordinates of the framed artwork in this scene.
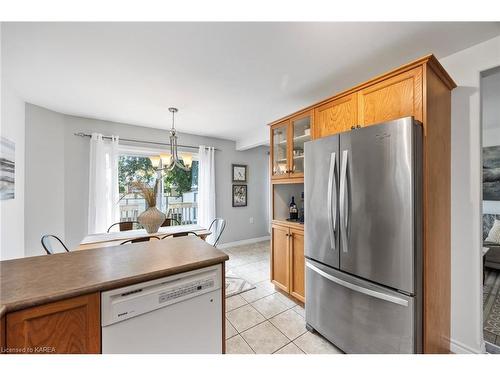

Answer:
[483,145,500,201]
[232,184,247,207]
[0,136,15,200]
[232,164,247,183]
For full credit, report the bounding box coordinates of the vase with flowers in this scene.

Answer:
[124,179,165,234]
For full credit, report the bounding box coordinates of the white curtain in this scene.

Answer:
[198,146,216,237]
[88,133,120,234]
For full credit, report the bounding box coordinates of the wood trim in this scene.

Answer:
[6,293,100,354]
[422,65,451,353]
[268,54,455,127]
[272,219,304,232]
[221,262,226,354]
[271,177,304,185]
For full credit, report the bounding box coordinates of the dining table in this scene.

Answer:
[74,224,211,251]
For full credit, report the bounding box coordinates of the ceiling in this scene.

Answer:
[2,22,500,149]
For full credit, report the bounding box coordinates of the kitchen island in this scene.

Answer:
[0,237,228,354]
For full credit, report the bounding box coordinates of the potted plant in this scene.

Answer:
[124,179,166,234]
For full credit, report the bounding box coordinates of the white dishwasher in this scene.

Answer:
[101,264,222,354]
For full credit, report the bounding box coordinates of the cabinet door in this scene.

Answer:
[270,122,290,179]
[290,112,312,178]
[314,93,357,138]
[271,224,290,292]
[6,293,100,354]
[358,67,423,127]
[289,228,305,302]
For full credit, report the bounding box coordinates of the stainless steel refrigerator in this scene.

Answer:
[304,116,423,353]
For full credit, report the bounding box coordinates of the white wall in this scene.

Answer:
[439,35,500,354]
[481,68,500,215]
[24,104,270,256]
[483,128,500,214]
[0,23,25,260]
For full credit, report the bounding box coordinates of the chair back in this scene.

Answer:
[120,236,160,245]
[208,218,226,247]
[161,218,181,227]
[41,235,70,255]
[107,221,142,233]
[161,231,199,240]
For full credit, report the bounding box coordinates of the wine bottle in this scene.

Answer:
[289,196,298,220]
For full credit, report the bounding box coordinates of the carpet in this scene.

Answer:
[225,272,255,298]
[483,268,500,345]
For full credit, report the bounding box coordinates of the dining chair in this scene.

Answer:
[208,218,226,247]
[161,217,181,227]
[107,221,142,233]
[41,235,70,255]
[120,236,161,245]
[160,231,199,240]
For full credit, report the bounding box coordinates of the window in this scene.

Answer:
[117,147,198,225]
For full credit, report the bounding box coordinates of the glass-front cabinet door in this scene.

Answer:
[290,113,312,177]
[271,122,289,179]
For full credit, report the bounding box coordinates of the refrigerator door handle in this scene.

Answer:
[340,149,349,253]
[306,262,409,307]
[327,152,337,251]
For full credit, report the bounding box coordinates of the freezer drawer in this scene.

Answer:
[305,259,420,353]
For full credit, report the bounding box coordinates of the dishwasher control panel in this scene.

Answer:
[159,278,214,304]
[101,264,221,327]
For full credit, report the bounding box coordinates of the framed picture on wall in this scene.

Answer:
[232,164,247,183]
[483,145,500,201]
[232,184,247,207]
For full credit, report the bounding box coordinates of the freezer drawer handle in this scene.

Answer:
[339,149,349,253]
[327,152,337,251]
[306,262,409,307]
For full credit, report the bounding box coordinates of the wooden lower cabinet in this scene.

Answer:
[271,224,290,292]
[271,223,305,302]
[6,293,100,354]
[1,314,5,354]
[289,228,305,302]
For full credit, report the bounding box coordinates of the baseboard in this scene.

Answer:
[449,338,484,354]
[217,236,270,249]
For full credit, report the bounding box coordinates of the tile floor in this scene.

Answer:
[222,240,343,354]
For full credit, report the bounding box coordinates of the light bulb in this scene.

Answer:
[181,153,193,168]
[149,156,160,168]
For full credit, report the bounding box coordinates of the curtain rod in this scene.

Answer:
[73,132,220,151]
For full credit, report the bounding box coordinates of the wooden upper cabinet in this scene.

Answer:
[270,121,290,180]
[314,93,358,138]
[6,293,100,354]
[271,112,311,180]
[289,228,305,302]
[271,224,290,292]
[357,66,423,127]
[289,112,312,178]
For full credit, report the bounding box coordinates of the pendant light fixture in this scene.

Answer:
[163,107,190,172]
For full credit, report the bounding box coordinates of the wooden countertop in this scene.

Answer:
[0,237,228,318]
